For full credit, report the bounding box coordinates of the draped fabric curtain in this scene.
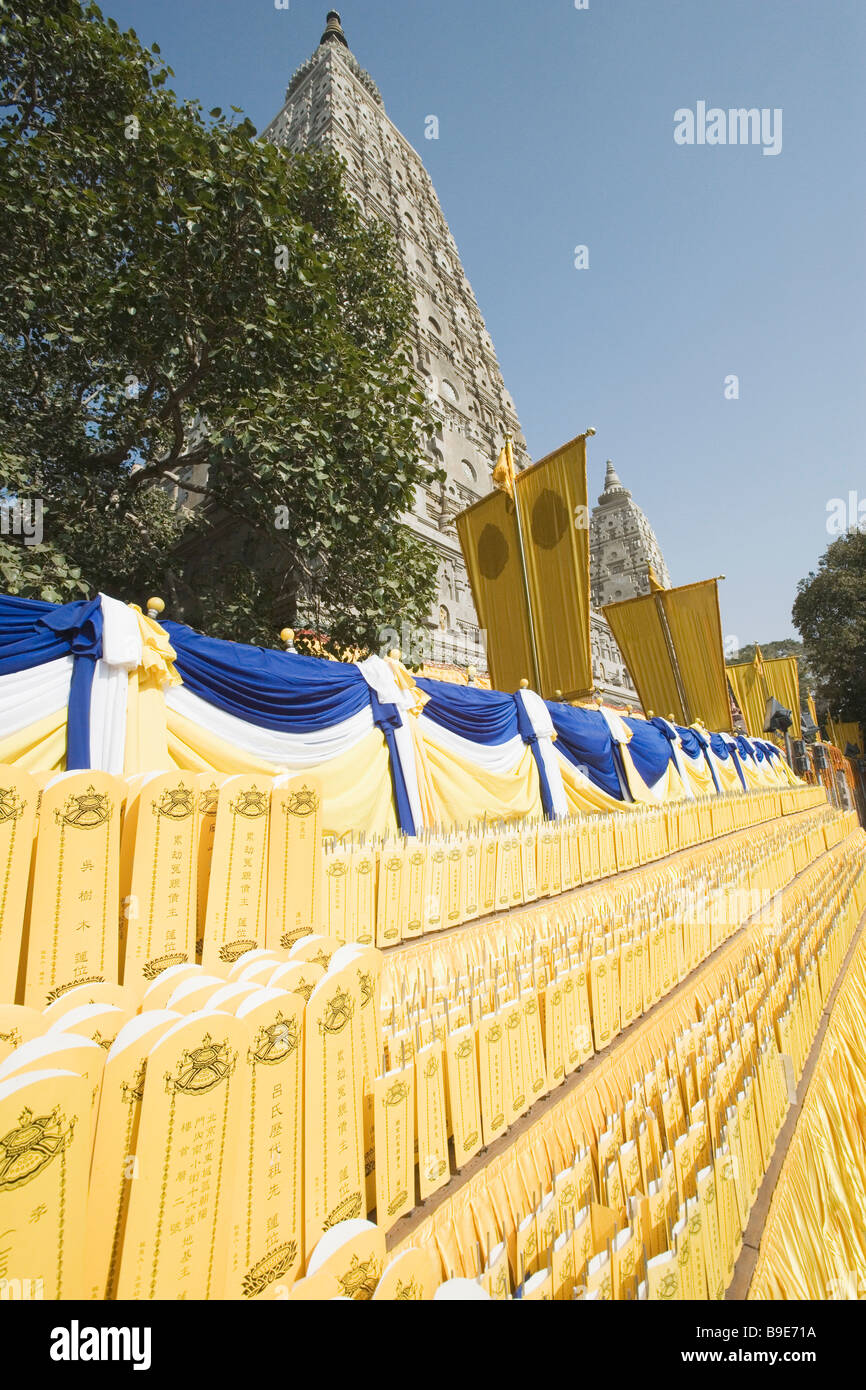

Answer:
[0,592,801,831]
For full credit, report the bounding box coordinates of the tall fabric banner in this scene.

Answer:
[727,655,802,739]
[514,434,593,700]
[457,433,593,699]
[456,489,535,692]
[603,594,682,720]
[604,579,732,732]
[662,581,731,733]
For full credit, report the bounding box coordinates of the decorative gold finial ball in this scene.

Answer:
[668,713,676,723]
[554,689,563,700]
[146,597,165,616]
[280,628,294,644]
[648,709,655,718]
[519,678,529,689]
[388,648,401,661]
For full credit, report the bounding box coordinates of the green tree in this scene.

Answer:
[0,0,440,649]
[793,532,866,725]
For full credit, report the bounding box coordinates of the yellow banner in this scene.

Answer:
[827,717,862,755]
[603,580,731,730]
[456,489,535,692]
[662,581,731,732]
[514,434,593,700]
[727,655,801,739]
[602,593,682,720]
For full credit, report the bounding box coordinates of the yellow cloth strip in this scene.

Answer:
[514,434,593,700]
[827,718,862,755]
[749,925,866,1300]
[679,749,717,797]
[712,750,745,794]
[619,743,688,804]
[558,754,636,815]
[165,710,398,838]
[0,708,67,771]
[661,580,732,732]
[416,731,543,829]
[727,656,802,740]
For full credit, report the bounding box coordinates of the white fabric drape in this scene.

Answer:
[0,656,72,735]
[417,715,527,776]
[514,689,568,818]
[356,655,424,832]
[166,685,375,766]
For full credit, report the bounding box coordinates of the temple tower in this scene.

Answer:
[264,12,528,668]
[590,461,672,609]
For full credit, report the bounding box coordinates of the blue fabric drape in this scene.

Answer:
[0,594,103,674]
[625,717,676,790]
[66,655,96,768]
[710,732,747,791]
[162,622,417,833]
[676,724,720,793]
[545,704,623,800]
[416,679,519,745]
[163,621,372,733]
[0,594,104,768]
[513,692,554,819]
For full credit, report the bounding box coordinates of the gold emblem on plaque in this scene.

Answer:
[166,1035,236,1096]
[285,785,319,817]
[153,784,194,820]
[231,788,268,819]
[0,1106,77,1191]
[55,786,111,828]
[319,987,354,1036]
[242,1240,298,1298]
[336,1253,381,1301]
[0,787,24,825]
[251,1016,299,1066]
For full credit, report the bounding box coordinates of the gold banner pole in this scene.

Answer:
[508,433,543,692]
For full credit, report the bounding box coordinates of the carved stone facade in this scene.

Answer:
[261,13,670,703]
[263,12,527,671]
[590,461,672,609]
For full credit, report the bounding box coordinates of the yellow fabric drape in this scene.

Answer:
[679,749,717,797]
[514,433,593,700]
[124,669,170,773]
[456,488,535,693]
[619,743,688,804]
[127,605,181,687]
[558,754,635,815]
[604,580,730,730]
[165,711,397,838]
[661,581,731,732]
[416,732,542,829]
[0,708,67,772]
[710,749,744,794]
[727,655,802,739]
[750,929,866,1300]
[827,718,862,755]
[603,594,683,722]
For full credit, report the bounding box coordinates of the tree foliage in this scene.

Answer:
[793,532,866,725]
[0,0,440,649]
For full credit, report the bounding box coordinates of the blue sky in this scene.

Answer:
[104,0,866,648]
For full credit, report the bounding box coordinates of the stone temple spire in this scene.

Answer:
[590,460,672,607]
[597,460,630,505]
[320,11,349,49]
